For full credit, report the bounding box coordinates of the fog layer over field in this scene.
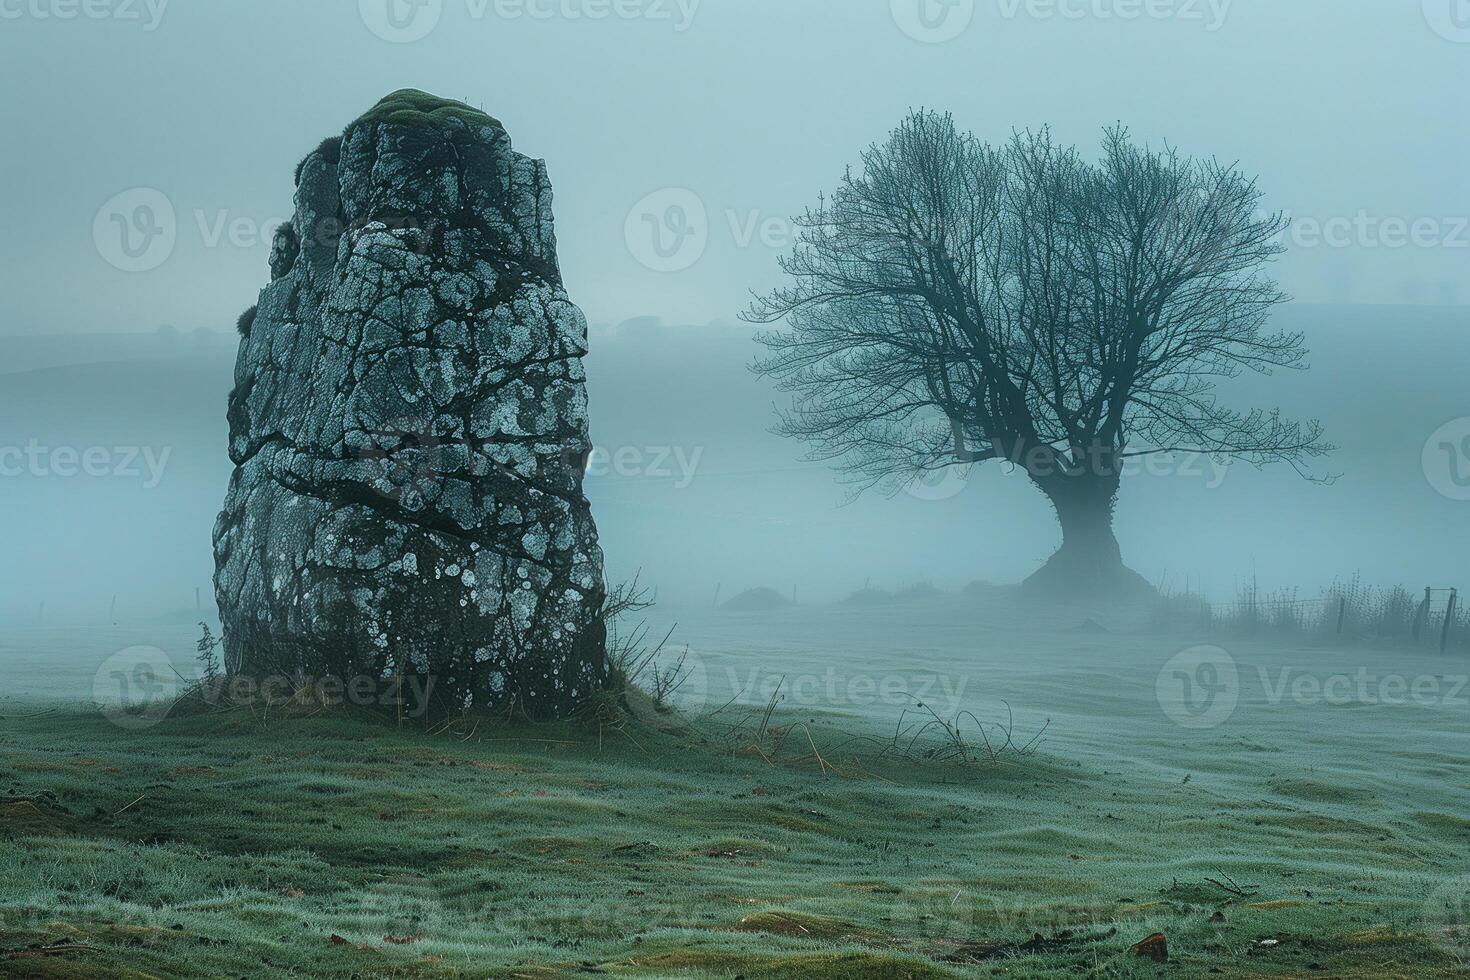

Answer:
[2,303,1466,627]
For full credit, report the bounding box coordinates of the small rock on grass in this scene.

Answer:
[1130,932,1169,962]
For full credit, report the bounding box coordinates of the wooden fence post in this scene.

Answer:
[1442,588,1459,655]
[1336,596,1347,635]
[1414,587,1432,642]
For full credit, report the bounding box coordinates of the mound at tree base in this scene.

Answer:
[1021,550,1157,600]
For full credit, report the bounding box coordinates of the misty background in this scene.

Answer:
[1,1,1466,625]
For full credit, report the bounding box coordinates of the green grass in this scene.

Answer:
[352,89,501,133]
[5,594,1470,976]
[0,698,1460,978]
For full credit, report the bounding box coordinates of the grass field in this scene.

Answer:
[2,591,1469,977]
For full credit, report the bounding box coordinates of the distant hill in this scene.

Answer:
[0,330,234,376]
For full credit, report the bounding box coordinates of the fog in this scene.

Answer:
[1,2,1467,624]
[2,301,1466,626]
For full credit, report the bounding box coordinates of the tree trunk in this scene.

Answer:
[1023,471,1153,598]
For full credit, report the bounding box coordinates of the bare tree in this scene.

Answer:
[746,112,1329,596]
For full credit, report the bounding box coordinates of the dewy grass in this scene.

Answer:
[3,594,1468,976]
[0,625,1466,980]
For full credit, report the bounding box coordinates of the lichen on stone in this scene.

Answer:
[213,91,607,718]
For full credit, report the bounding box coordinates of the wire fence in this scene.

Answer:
[1153,578,1464,653]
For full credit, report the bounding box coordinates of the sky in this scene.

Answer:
[0,0,1466,335]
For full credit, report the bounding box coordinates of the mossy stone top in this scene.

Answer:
[352,88,503,133]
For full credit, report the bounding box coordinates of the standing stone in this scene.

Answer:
[213,90,607,718]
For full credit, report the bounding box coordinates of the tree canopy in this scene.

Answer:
[747,112,1329,496]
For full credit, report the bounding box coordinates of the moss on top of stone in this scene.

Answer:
[353,89,501,132]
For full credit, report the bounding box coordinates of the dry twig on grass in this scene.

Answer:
[1203,872,1259,898]
[878,696,1049,767]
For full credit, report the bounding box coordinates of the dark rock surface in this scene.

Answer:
[213,90,607,717]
